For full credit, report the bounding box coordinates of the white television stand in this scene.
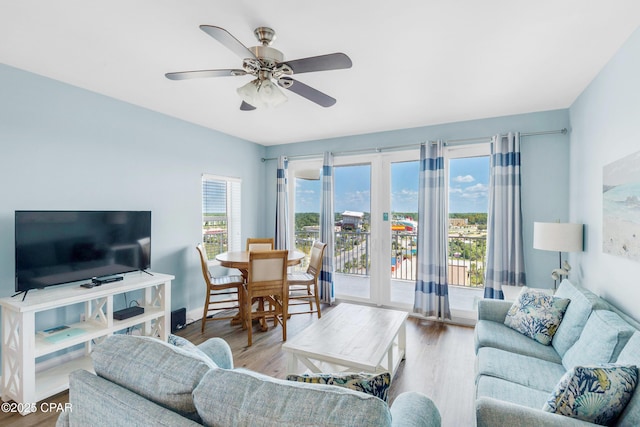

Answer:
[0,271,173,415]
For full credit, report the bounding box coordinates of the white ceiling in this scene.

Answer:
[2,1,639,146]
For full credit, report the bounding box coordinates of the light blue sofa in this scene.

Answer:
[56,334,441,427]
[474,279,640,426]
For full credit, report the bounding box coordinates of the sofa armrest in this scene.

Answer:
[390,392,441,427]
[197,337,234,369]
[477,299,512,323]
[66,370,201,427]
[476,397,596,427]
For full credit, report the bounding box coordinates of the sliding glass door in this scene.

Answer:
[287,146,488,319]
[333,163,372,301]
[389,158,420,306]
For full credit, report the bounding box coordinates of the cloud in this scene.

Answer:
[461,183,488,199]
[393,189,418,202]
[466,183,488,192]
[453,175,475,183]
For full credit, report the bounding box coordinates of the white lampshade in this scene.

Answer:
[533,222,583,253]
[237,78,287,109]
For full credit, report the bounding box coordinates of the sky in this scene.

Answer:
[295,156,490,214]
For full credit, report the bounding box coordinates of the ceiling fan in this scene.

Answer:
[166,25,352,110]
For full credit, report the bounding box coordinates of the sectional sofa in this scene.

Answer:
[475,279,640,426]
[56,334,441,427]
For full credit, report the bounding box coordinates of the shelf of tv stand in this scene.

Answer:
[0,271,173,415]
[35,355,95,402]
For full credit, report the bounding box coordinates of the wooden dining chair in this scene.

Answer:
[287,241,326,318]
[243,250,288,346]
[196,244,245,333]
[246,237,274,252]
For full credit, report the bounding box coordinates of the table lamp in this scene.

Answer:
[533,222,584,289]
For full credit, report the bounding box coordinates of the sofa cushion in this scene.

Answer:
[552,280,608,357]
[543,364,638,426]
[562,310,636,370]
[193,368,392,427]
[286,372,391,402]
[476,347,566,393]
[504,287,570,345]
[476,375,551,409]
[474,320,562,363]
[615,332,640,426]
[92,335,216,421]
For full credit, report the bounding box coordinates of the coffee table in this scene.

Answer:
[282,303,408,378]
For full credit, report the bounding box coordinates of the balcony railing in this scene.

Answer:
[294,230,486,288]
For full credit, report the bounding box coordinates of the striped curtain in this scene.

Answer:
[484,132,527,299]
[319,152,335,304]
[275,155,289,250]
[414,141,451,320]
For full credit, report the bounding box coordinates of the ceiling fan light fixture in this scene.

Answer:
[236,78,287,109]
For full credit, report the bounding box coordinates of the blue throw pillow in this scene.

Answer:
[504,287,570,345]
[543,364,638,425]
[286,372,391,402]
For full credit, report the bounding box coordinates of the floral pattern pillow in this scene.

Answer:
[504,287,570,345]
[543,364,638,425]
[286,372,391,402]
[168,334,198,351]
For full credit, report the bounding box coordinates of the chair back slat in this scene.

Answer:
[196,244,213,281]
[246,238,274,251]
[307,241,327,277]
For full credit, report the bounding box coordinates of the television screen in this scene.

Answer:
[15,211,151,292]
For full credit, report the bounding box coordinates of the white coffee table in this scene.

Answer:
[282,303,408,378]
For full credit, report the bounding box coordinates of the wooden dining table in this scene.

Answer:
[215,250,306,279]
[214,250,306,329]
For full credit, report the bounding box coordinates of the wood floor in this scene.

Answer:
[1,303,477,427]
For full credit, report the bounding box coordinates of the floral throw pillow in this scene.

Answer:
[286,372,391,402]
[504,287,570,345]
[168,334,197,350]
[543,364,638,425]
[167,334,214,365]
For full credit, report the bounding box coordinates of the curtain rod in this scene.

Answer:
[261,128,568,162]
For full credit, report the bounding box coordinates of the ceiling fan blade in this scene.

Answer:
[240,101,256,111]
[200,25,257,60]
[279,53,352,75]
[165,69,246,80]
[279,78,336,107]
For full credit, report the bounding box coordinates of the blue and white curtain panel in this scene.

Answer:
[414,141,451,320]
[484,132,527,299]
[275,155,290,250]
[319,152,335,304]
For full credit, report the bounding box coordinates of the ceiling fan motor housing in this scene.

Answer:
[250,45,284,68]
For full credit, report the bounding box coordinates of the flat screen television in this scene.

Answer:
[15,210,151,293]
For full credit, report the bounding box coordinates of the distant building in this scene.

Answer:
[449,218,468,227]
[341,211,364,231]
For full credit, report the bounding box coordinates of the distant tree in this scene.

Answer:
[449,212,487,225]
[295,213,320,230]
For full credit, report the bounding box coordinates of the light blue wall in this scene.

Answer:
[0,64,265,319]
[569,27,640,320]
[264,109,571,289]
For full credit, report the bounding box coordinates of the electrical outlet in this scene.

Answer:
[80,314,86,322]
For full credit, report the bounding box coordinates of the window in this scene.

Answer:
[202,174,241,259]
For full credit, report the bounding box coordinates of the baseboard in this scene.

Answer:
[187,307,203,325]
